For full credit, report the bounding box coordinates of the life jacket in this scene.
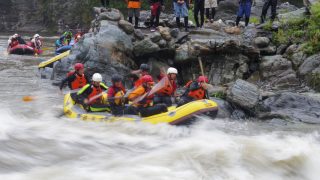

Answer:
[128,0,141,8]
[88,85,103,104]
[188,87,206,100]
[109,86,126,106]
[67,71,87,90]
[10,39,19,48]
[129,85,153,107]
[134,77,143,88]
[157,78,176,96]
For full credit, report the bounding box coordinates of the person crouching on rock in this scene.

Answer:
[127,0,141,28]
[177,75,209,107]
[154,67,178,106]
[131,63,150,88]
[174,0,189,31]
[107,74,136,116]
[128,75,168,117]
[235,0,255,27]
[76,73,109,112]
[149,0,164,32]
[60,63,90,99]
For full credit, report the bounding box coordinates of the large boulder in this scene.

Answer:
[98,8,122,21]
[260,55,300,89]
[226,79,260,110]
[118,20,134,34]
[253,37,270,48]
[133,38,160,57]
[258,92,320,124]
[53,20,134,83]
[298,53,320,76]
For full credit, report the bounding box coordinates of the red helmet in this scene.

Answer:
[141,75,153,83]
[198,76,209,83]
[74,63,84,71]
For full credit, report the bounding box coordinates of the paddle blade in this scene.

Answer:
[148,76,169,96]
[22,96,36,102]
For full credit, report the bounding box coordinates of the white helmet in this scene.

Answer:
[13,34,18,38]
[167,67,178,74]
[92,73,102,82]
[34,34,40,38]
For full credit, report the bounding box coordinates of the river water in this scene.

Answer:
[1,35,320,180]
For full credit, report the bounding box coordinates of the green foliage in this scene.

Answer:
[272,2,320,55]
[249,17,259,25]
[210,91,226,99]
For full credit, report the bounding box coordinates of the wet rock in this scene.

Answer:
[174,43,195,62]
[173,32,188,44]
[260,55,300,89]
[157,39,167,48]
[290,51,307,68]
[253,37,270,48]
[53,20,134,82]
[226,79,260,110]
[210,97,233,119]
[98,8,122,21]
[149,32,162,43]
[298,53,320,76]
[259,46,276,56]
[170,28,180,38]
[276,44,288,55]
[258,92,320,124]
[278,8,305,23]
[158,26,172,41]
[134,29,145,40]
[118,20,134,34]
[133,38,160,57]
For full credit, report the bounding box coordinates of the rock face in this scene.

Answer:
[53,15,135,83]
[226,79,260,110]
[133,39,160,57]
[298,53,320,76]
[260,55,300,89]
[258,92,320,124]
[0,0,98,32]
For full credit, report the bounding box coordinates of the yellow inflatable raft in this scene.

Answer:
[38,50,70,68]
[63,93,218,125]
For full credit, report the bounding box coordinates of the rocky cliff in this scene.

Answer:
[0,0,99,33]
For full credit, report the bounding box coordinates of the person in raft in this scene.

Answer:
[154,67,178,106]
[127,0,141,28]
[76,73,109,112]
[131,64,151,88]
[128,75,168,117]
[59,63,90,99]
[177,75,209,107]
[55,31,73,48]
[30,34,42,54]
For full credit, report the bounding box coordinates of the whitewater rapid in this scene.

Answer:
[1,35,320,180]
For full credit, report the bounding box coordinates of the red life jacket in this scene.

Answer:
[10,40,19,48]
[134,77,143,88]
[188,88,206,100]
[67,71,87,90]
[157,79,176,96]
[88,85,103,104]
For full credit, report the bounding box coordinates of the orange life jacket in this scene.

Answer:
[157,79,176,96]
[129,85,153,107]
[68,72,87,90]
[88,85,103,104]
[128,0,141,8]
[188,88,206,100]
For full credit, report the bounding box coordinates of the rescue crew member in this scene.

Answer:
[154,67,178,106]
[59,63,90,92]
[128,75,168,117]
[127,0,141,28]
[107,74,130,115]
[76,73,109,112]
[131,63,150,88]
[177,75,209,107]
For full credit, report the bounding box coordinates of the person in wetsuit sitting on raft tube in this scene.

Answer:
[55,31,73,48]
[177,75,210,107]
[59,63,90,99]
[75,73,110,112]
[154,67,178,106]
[128,75,168,117]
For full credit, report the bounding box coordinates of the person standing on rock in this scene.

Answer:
[177,76,209,107]
[126,0,141,28]
[192,0,205,28]
[149,0,164,32]
[235,0,254,27]
[260,0,277,23]
[101,0,109,8]
[173,0,189,31]
[205,0,218,23]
